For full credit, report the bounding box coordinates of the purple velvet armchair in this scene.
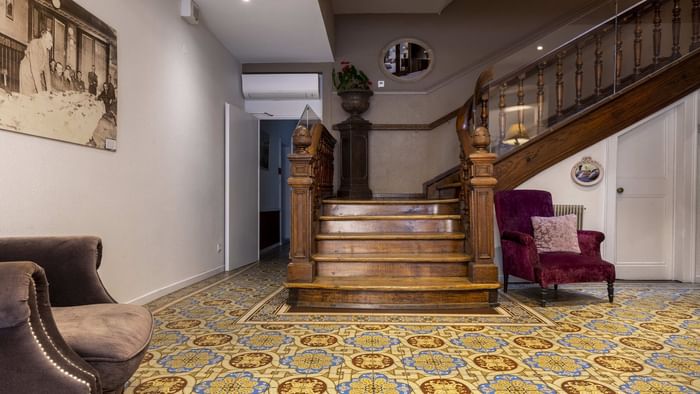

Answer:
[494,190,615,306]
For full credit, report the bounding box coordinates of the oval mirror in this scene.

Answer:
[380,38,434,81]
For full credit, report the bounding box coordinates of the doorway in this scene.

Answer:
[259,119,298,253]
[605,94,697,281]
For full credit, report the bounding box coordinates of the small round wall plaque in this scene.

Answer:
[571,156,603,186]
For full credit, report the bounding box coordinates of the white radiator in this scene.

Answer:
[554,204,585,230]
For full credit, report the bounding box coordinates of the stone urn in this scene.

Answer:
[338,89,373,118]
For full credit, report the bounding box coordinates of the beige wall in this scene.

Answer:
[1,0,29,43]
[330,0,610,194]
[0,0,246,303]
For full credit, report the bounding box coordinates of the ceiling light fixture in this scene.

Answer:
[536,45,544,51]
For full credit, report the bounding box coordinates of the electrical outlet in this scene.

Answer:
[377,80,385,88]
[216,243,222,253]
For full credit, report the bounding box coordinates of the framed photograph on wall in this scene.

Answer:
[260,131,270,170]
[571,156,603,186]
[0,0,118,150]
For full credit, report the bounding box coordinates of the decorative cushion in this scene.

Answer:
[531,214,581,253]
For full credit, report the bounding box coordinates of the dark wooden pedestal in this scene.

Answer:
[335,117,373,199]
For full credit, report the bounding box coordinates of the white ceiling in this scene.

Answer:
[196,0,334,63]
[332,0,455,15]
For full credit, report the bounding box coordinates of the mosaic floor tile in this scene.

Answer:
[126,248,700,393]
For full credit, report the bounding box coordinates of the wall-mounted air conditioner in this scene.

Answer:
[180,0,200,24]
[242,74,320,100]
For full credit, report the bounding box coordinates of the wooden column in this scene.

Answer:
[594,35,603,96]
[672,0,682,59]
[287,125,316,283]
[653,1,662,66]
[692,0,700,51]
[468,126,498,284]
[556,52,564,117]
[537,63,545,130]
[335,118,373,199]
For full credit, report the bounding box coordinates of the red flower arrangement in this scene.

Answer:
[332,61,372,92]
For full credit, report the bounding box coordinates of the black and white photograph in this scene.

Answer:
[0,0,117,150]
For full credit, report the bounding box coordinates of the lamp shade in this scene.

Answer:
[503,122,530,145]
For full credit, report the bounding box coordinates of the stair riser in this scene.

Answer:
[316,262,468,277]
[321,219,462,233]
[324,203,459,216]
[289,288,497,309]
[317,239,464,254]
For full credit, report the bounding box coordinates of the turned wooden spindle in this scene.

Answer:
[616,24,623,86]
[536,63,545,130]
[653,1,662,66]
[634,10,643,76]
[499,83,507,142]
[480,91,489,127]
[517,74,525,126]
[594,35,603,96]
[672,0,682,58]
[556,52,564,117]
[575,45,583,106]
[692,0,700,51]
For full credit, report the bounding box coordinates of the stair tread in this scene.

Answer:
[323,198,459,205]
[320,214,461,221]
[437,182,461,190]
[312,252,471,262]
[286,276,500,291]
[317,232,465,240]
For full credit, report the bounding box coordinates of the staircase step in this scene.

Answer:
[323,198,459,204]
[312,253,471,263]
[317,236,464,254]
[320,215,461,233]
[316,232,465,240]
[437,182,461,190]
[313,252,471,277]
[286,276,499,309]
[287,276,497,291]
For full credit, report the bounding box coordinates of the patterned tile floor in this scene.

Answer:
[126,247,700,393]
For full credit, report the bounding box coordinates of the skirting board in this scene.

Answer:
[125,265,224,305]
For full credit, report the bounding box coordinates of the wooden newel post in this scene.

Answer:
[468,126,499,284]
[287,125,315,283]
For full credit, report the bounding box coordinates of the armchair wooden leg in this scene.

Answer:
[540,286,548,307]
[503,274,509,293]
[553,284,558,298]
[607,281,614,303]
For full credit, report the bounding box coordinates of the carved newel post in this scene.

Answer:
[334,90,373,199]
[287,125,315,283]
[468,127,499,287]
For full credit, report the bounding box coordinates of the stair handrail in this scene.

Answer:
[288,121,336,284]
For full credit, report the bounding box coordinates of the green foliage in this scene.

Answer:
[332,62,371,92]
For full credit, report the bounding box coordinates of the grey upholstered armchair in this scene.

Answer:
[0,236,153,394]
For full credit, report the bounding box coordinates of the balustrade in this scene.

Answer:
[457,0,699,158]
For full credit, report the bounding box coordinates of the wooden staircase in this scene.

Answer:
[285,113,499,310]
[287,198,499,309]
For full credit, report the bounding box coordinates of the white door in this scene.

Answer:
[225,103,260,271]
[612,109,676,279]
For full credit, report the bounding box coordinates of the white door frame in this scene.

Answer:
[225,103,231,271]
[604,93,697,282]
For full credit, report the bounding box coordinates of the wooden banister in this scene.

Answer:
[428,0,699,196]
[287,123,336,283]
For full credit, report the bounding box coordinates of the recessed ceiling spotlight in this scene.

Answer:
[536,45,544,51]
[242,0,250,2]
